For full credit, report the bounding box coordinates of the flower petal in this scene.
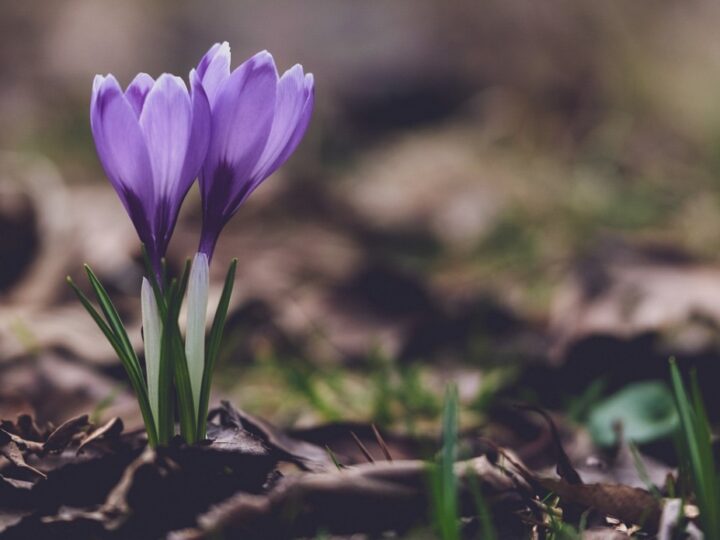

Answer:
[201,50,278,210]
[125,73,155,118]
[251,66,314,184]
[182,70,211,190]
[196,42,231,109]
[90,74,154,242]
[139,74,193,200]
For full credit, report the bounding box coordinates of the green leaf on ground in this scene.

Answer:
[587,381,678,447]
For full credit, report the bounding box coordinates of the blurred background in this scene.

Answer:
[2,0,720,450]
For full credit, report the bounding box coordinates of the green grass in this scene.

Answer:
[430,385,460,540]
[670,358,720,538]
[430,385,497,540]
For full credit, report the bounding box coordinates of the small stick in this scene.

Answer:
[350,431,375,463]
[371,424,393,462]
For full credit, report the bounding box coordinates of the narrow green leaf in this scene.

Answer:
[196,258,237,440]
[429,385,460,540]
[67,277,123,354]
[177,258,192,300]
[156,280,179,445]
[439,385,459,540]
[466,468,497,540]
[166,278,197,444]
[689,369,720,536]
[670,358,720,537]
[84,265,143,383]
[68,275,157,447]
[161,257,168,291]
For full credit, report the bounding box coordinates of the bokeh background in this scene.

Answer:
[3,0,720,443]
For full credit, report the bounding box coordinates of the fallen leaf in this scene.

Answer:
[77,417,123,454]
[168,455,528,540]
[212,402,333,472]
[588,381,678,448]
[0,432,46,480]
[540,478,662,532]
[43,415,89,454]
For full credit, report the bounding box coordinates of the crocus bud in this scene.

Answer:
[90,72,211,279]
[194,43,314,259]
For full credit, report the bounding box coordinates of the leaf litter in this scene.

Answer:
[0,400,693,539]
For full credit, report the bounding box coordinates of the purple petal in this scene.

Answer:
[201,50,278,211]
[90,74,154,237]
[125,73,154,118]
[138,74,196,252]
[167,71,212,256]
[196,42,231,109]
[180,71,211,193]
[139,74,193,200]
[251,66,314,184]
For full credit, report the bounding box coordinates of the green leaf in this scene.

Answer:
[467,470,497,540]
[165,278,197,444]
[67,274,157,447]
[670,359,720,538]
[156,280,177,445]
[196,259,237,440]
[84,265,143,383]
[67,277,124,355]
[587,381,678,447]
[176,258,192,301]
[430,385,460,540]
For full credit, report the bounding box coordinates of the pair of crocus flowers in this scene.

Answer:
[87,43,314,444]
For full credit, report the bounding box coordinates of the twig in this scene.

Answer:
[371,424,393,462]
[350,431,375,463]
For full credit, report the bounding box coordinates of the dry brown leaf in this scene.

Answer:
[43,415,89,454]
[539,478,661,532]
[210,402,332,472]
[0,432,45,480]
[77,417,123,455]
[169,455,528,540]
[551,243,720,360]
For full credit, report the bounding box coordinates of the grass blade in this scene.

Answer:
[466,469,497,540]
[430,384,460,540]
[196,259,237,440]
[689,368,720,535]
[670,358,720,537]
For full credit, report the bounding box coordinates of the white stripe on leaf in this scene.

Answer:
[141,278,162,433]
[185,252,209,415]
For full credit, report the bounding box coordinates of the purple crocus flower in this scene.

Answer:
[194,43,314,259]
[90,72,211,278]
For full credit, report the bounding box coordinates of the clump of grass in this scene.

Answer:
[669,358,720,538]
[430,385,496,540]
[431,385,460,540]
[370,350,440,431]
